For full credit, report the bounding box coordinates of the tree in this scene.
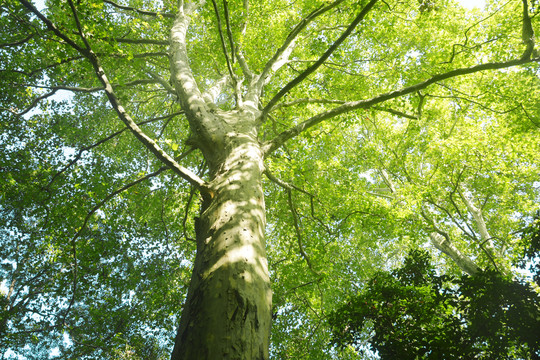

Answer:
[0,0,539,358]
[328,250,540,359]
[518,211,540,286]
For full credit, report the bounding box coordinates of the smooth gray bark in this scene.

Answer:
[429,232,481,275]
[170,110,271,359]
[169,4,272,357]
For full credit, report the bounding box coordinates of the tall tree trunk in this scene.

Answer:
[170,111,272,360]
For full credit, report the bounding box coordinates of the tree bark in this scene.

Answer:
[169,5,271,357]
[429,232,480,275]
[170,110,272,360]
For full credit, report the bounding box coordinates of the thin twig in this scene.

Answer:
[286,190,320,276]
[67,0,91,50]
[45,112,184,189]
[0,33,35,48]
[258,0,347,87]
[62,165,174,323]
[4,89,57,117]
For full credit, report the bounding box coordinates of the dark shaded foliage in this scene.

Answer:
[518,211,540,287]
[329,245,540,359]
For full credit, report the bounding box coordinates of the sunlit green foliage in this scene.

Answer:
[1,0,539,358]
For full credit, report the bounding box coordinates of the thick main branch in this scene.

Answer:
[18,0,208,192]
[244,0,346,107]
[261,0,378,119]
[169,8,213,126]
[263,56,538,155]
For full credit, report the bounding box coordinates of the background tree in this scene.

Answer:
[0,0,539,358]
[329,249,540,359]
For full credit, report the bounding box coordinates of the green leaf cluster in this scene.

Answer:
[329,249,540,359]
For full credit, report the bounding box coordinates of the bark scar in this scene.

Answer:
[243,302,250,323]
[200,184,217,209]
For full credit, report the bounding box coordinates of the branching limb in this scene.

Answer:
[103,0,176,18]
[75,168,171,242]
[211,0,236,84]
[445,170,478,239]
[62,164,178,322]
[377,106,418,120]
[104,37,169,45]
[1,55,85,78]
[46,111,184,189]
[261,0,378,120]
[378,169,396,193]
[458,189,502,273]
[425,182,502,273]
[260,0,346,83]
[286,190,320,276]
[271,98,346,111]
[367,169,394,200]
[169,5,214,125]
[264,169,312,197]
[17,0,86,53]
[0,33,34,48]
[91,55,208,190]
[428,90,521,115]
[3,88,57,117]
[128,51,169,58]
[521,0,538,59]
[267,168,334,236]
[222,0,243,106]
[147,70,176,95]
[232,0,252,80]
[420,207,481,275]
[520,103,540,128]
[270,97,417,120]
[265,169,329,274]
[459,190,492,243]
[202,74,230,104]
[67,0,91,50]
[430,226,481,275]
[235,47,252,80]
[240,0,249,36]
[426,197,476,240]
[382,166,481,274]
[19,0,209,193]
[262,56,537,156]
[443,3,502,64]
[223,0,236,64]
[245,0,347,106]
[11,83,103,93]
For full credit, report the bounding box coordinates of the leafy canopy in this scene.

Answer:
[1,0,539,358]
[329,248,540,359]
